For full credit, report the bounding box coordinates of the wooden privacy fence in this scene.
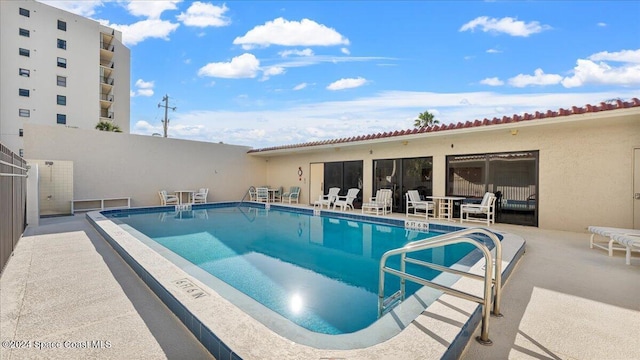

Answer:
[0,143,27,273]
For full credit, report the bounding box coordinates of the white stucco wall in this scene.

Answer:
[24,124,266,207]
[256,109,640,232]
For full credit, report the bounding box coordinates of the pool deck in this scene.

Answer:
[1,210,639,360]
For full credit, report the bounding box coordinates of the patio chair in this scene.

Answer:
[406,190,435,219]
[333,188,360,211]
[314,187,340,209]
[588,226,640,256]
[158,190,179,206]
[460,192,496,226]
[247,186,256,201]
[362,189,392,215]
[255,187,269,202]
[611,233,640,265]
[281,186,301,204]
[272,186,284,202]
[193,188,209,204]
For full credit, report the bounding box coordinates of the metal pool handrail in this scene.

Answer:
[378,227,503,345]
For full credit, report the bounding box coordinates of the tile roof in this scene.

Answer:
[247,98,640,153]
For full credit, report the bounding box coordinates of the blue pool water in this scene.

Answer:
[106,205,475,335]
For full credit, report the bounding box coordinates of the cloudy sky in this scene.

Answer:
[41,0,640,148]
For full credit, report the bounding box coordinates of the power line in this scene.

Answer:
[157,94,176,138]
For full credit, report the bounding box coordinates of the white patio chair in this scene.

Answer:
[406,190,435,219]
[281,186,301,204]
[460,192,496,226]
[272,186,284,202]
[333,188,360,211]
[193,188,209,204]
[255,187,269,202]
[248,186,256,201]
[362,189,392,215]
[314,187,340,209]
[158,190,179,206]
[588,226,640,256]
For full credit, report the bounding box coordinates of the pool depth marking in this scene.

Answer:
[173,278,208,299]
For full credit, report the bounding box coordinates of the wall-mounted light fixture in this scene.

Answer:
[401,140,409,146]
[510,129,519,136]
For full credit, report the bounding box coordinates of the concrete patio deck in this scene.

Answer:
[1,212,639,359]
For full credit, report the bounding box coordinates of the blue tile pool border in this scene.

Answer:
[91,202,524,359]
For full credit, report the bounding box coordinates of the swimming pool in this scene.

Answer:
[89,202,525,358]
[105,204,476,336]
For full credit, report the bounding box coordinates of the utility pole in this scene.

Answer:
[158,94,176,138]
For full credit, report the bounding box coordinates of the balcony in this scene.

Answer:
[100,42,114,52]
[100,60,114,69]
[100,110,114,120]
[100,93,114,109]
[100,76,114,94]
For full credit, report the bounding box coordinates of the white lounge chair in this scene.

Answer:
[333,188,360,211]
[460,192,496,226]
[611,233,640,265]
[280,186,301,204]
[406,190,435,219]
[362,189,392,215]
[314,187,340,209]
[158,190,179,206]
[255,187,269,202]
[588,226,640,256]
[193,188,208,204]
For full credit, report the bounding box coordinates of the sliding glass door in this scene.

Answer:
[446,151,538,226]
[373,157,433,212]
[323,161,363,206]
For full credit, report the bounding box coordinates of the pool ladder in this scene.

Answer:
[378,228,503,345]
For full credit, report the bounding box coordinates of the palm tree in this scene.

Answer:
[413,110,440,128]
[95,120,122,133]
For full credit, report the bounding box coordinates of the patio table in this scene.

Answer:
[427,196,466,221]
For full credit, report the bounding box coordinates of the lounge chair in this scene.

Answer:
[460,192,496,226]
[158,190,179,206]
[247,186,256,201]
[255,187,269,202]
[193,188,209,204]
[362,189,392,215]
[314,187,340,209]
[333,188,360,211]
[280,186,301,204]
[588,226,640,256]
[611,233,640,265]
[406,190,435,219]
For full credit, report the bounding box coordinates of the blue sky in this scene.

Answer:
[41,0,640,148]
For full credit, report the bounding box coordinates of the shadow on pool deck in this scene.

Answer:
[1,211,639,360]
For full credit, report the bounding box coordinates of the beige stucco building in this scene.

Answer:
[0,0,130,155]
[23,99,640,233]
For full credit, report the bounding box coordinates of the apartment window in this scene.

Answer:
[57,95,66,105]
[19,48,30,57]
[57,114,66,125]
[19,149,24,157]
[19,8,30,17]
[57,20,66,31]
[57,39,66,50]
[19,28,30,37]
[19,89,30,97]
[19,68,30,77]
[57,76,67,87]
[57,57,66,68]
[19,129,24,137]
[19,109,30,117]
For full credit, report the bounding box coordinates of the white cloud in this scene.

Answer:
[597,22,607,27]
[39,1,103,17]
[101,19,179,46]
[198,53,261,78]
[561,59,640,88]
[131,79,155,97]
[588,49,640,63]
[480,77,504,86]
[279,49,314,57]
[508,68,563,87]
[460,16,550,37]
[341,47,351,55]
[261,66,286,81]
[486,48,502,54]
[293,83,307,91]
[233,17,350,50]
[131,90,640,148]
[126,0,181,19]
[327,77,367,90]
[177,2,230,27]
